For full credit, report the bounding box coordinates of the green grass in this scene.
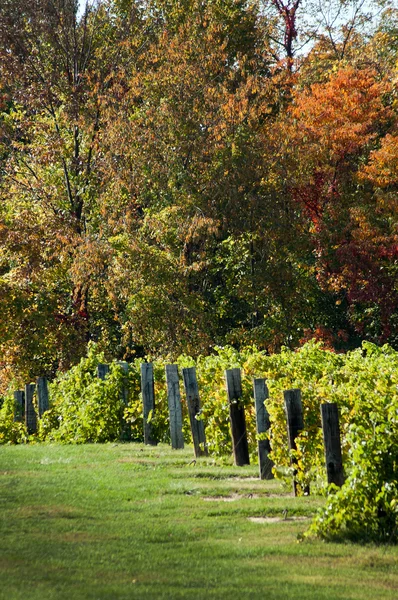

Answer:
[0,443,397,599]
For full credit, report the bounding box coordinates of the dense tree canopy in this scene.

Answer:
[0,0,397,387]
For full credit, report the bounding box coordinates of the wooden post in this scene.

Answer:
[321,403,344,487]
[13,390,25,422]
[284,389,308,496]
[165,365,184,449]
[182,367,207,457]
[97,363,110,380]
[117,360,131,442]
[141,362,157,445]
[253,378,273,480]
[25,383,37,434]
[117,361,131,441]
[117,361,129,405]
[225,368,250,466]
[37,377,49,417]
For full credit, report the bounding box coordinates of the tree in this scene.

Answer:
[2,0,398,388]
[97,0,322,354]
[0,0,145,383]
[264,0,387,69]
[279,63,397,345]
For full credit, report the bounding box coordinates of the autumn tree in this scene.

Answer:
[95,0,337,355]
[0,0,146,383]
[1,0,398,387]
[279,62,397,345]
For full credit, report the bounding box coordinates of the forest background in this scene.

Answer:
[1,0,398,390]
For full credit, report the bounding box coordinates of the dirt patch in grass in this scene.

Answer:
[227,476,262,482]
[202,493,289,502]
[203,493,262,502]
[248,516,310,523]
[189,473,261,481]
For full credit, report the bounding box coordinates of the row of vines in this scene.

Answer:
[1,340,397,542]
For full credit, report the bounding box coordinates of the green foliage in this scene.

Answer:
[120,357,143,442]
[39,344,128,443]
[0,393,27,444]
[305,342,398,543]
[3,338,398,543]
[186,346,258,460]
[305,418,398,543]
[247,341,344,493]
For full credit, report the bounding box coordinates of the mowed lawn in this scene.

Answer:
[0,444,397,600]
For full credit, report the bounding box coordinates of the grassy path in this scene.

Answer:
[0,443,397,599]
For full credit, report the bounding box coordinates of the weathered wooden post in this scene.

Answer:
[13,390,25,422]
[97,364,110,380]
[165,365,184,449]
[225,368,250,466]
[321,403,344,487]
[117,361,131,441]
[25,383,37,434]
[37,377,49,417]
[117,361,129,405]
[141,362,157,445]
[253,378,273,480]
[284,389,308,496]
[182,366,207,457]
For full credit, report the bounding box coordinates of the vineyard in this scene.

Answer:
[1,340,397,543]
[1,5,398,596]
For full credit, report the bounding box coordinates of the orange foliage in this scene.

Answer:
[361,133,398,189]
[291,66,389,164]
